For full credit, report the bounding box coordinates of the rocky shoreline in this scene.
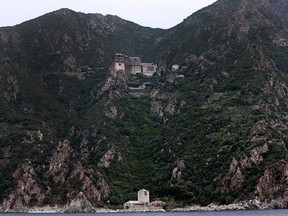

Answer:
[172,199,288,212]
[1,199,287,213]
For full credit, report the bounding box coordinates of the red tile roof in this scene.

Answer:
[150,200,166,205]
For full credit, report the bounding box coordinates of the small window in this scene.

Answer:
[118,63,122,66]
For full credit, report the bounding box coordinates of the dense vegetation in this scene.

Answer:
[1,0,288,210]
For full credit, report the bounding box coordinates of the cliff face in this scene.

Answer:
[2,0,288,211]
[1,140,110,212]
[2,163,45,212]
[256,159,288,206]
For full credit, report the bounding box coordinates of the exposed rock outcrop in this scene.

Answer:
[151,90,179,119]
[3,0,288,210]
[104,102,118,119]
[47,139,72,185]
[67,161,110,206]
[173,199,288,211]
[256,158,288,205]
[171,160,185,183]
[249,143,269,165]
[219,158,244,193]
[46,140,110,208]
[1,139,110,212]
[22,130,43,144]
[151,99,164,118]
[2,163,45,212]
[219,144,269,193]
[3,75,19,102]
[65,192,95,213]
[99,67,129,99]
[98,147,116,168]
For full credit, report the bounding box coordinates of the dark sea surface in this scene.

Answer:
[2,210,288,216]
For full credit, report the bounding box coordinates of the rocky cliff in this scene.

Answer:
[1,140,110,212]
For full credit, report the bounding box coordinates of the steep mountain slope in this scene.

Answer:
[0,9,164,211]
[151,0,288,205]
[154,0,288,205]
[2,0,288,211]
[0,8,164,118]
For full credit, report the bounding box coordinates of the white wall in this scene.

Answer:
[114,62,125,72]
[138,189,150,203]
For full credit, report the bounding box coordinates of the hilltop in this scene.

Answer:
[1,0,288,211]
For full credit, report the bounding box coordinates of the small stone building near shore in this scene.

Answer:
[123,189,165,211]
[124,189,149,210]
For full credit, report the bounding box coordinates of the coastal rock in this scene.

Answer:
[66,161,110,206]
[256,159,288,205]
[173,198,288,212]
[2,163,45,212]
[65,192,95,213]
[3,0,288,210]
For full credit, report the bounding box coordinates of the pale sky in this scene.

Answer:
[0,0,217,29]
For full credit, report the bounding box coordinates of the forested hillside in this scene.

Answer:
[1,0,288,212]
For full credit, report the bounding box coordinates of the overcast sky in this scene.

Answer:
[0,0,217,29]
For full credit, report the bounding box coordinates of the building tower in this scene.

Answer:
[138,189,150,203]
[112,53,126,73]
[129,57,142,75]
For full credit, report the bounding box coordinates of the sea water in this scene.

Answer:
[2,209,288,216]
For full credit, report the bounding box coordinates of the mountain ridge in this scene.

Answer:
[1,0,288,211]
